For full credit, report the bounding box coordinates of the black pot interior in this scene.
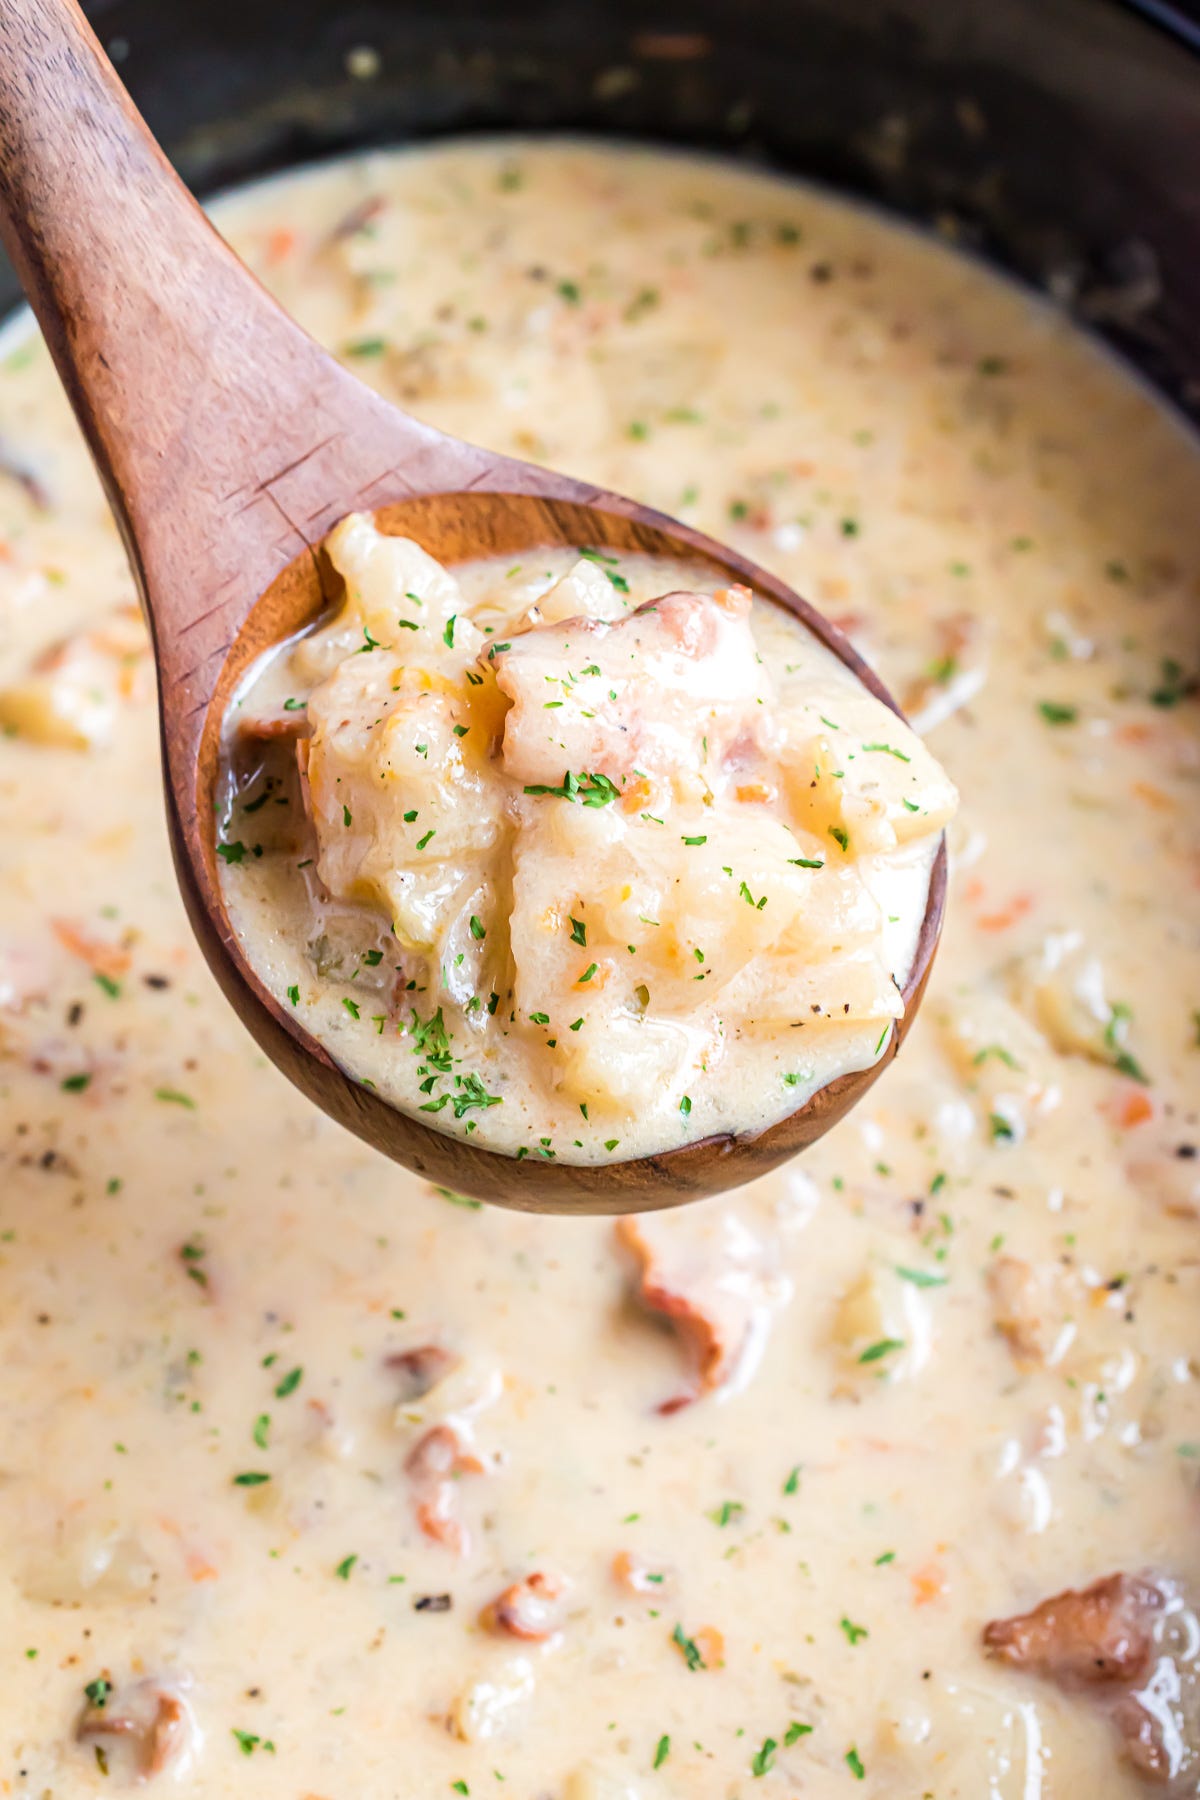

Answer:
[16,0,1200,421]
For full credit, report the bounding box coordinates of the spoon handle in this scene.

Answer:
[0,0,318,552]
[0,0,420,768]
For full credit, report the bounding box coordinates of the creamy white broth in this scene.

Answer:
[218,534,947,1162]
[0,138,1198,1797]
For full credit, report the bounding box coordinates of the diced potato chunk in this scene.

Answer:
[495,586,768,790]
[778,679,958,856]
[0,607,148,749]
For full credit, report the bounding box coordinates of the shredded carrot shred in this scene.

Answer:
[976,893,1034,933]
[51,918,131,980]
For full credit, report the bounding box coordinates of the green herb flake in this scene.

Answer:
[846,1747,866,1780]
[274,1367,303,1399]
[895,1265,948,1289]
[232,1471,271,1488]
[335,1553,358,1580]
[1038,700,1078,725]
[751,1737,778,1777]
[653,1734,671,1770]
[858,1337,904,1365]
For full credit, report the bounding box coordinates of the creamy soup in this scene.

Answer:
[0,140,1198,1798]
[218,521,952,1161]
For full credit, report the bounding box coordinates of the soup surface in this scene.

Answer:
[1,140,1198,1798]
[219,521,951,1161]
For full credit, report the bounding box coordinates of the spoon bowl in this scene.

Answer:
[0,0,947,1211]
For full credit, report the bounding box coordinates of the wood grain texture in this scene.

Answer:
[0,0,948,1212]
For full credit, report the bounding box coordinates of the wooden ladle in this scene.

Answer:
[0,0,946,1213]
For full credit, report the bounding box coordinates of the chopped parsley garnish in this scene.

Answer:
[840,1616,868,1645]
[783,1464,801,1495]
[709,1498,742,1525]
[93,972,121,999]
[416,829,436,851]
[252,1413,270,1450]
[846,1748,866,1780]
[862,742,910,762]
[681,834,707,846]
[895,1264,947,1288]
[83,1676,112,1709]
[232,1728,275,1755]
[989,1111,1015,1141]
[282,696,306,711]
[232,1471,271,1487]
[569,917,588,946]
[523,769,620,807]
[274,1367,303,1399]
[343,997,360,1020]
[672,1623,705,1670]
[342,804,353,827]
[570,1017,583,1031]
[751,1738,777,1777]
[154,1087,195,1108]
[286,984,299,1006]
[216,840,247,864]
[1038,700,1077,725]
[858,1337,904,1364]
[61,1071,91,1093]
[530,1012,550,1025]
[789,855,824,869]
[828,825,850,851]
[653,1734,671,1770]
[784,1721,813,1744]
[680,1095,693,1116]
[335,1554,358,1580]
[469,915,486,941]
[443,616,457,648]
[578,962,598,984]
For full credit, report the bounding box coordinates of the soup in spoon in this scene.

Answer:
[217,516,955,1160]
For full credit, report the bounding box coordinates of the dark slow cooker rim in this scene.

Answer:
[6,0,1198,424]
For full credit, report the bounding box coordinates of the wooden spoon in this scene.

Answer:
[0,0,946,1213]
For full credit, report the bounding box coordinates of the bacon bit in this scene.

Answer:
[323,194,386,246]
[387,1344,459,1402]
[976,892,1034,933]
[480,1571,568,1640]
[51,919,131,982]
[612,1550,672,1596]
[236,707,311,744]
[616,1214,780,1413]
[911,1563,947,1606]
[406,1423,483,1556]
[985,1575,1200,1784]
[984,1573,1162,1687]
[77,1684,196,1780]
[1110,1085,1156,1130]
[266,226,297,264]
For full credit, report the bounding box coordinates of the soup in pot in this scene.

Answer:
[0,140,1198,1797]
